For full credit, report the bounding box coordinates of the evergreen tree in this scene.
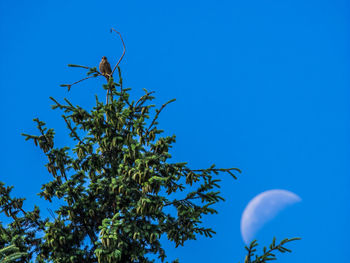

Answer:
[0,29,299,263]
[0,244,27,263]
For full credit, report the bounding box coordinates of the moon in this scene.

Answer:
[240,189,301,245]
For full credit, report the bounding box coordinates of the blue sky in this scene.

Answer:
[1,0,350,262]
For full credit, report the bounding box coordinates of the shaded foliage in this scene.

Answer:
[0,244,27,263]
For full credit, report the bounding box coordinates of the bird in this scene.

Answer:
[99,56,112,80]
[99,56,115,105]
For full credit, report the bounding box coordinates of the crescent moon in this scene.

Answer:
[240,189,301,245]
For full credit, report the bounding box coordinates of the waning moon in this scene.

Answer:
[240,189,301,245]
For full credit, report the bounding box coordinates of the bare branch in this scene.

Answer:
[60,75,97,91]
[110,28,126,76]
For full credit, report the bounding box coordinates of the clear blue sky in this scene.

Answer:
[1,0,349,262]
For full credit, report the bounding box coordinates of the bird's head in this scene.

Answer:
[102,56,107,60]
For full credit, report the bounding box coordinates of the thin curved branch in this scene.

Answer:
[145,99,176,134]
[110,28,126,76]
[62,115,85,145]
[135,91,156,108]
[60,76,96,91]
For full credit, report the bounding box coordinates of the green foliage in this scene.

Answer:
[0,244,27,263]
[1,57,299,262]
[243,237,301,263]
[1,65,242,262]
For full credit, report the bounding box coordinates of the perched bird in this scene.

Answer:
[99,56,112,80]
[99,56,115,105]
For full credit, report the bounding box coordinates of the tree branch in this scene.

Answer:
[61,75,97,92]
[146,99,176,135]
[110,28,126,76]
[135,91,156,108]
[62,115,85,145]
